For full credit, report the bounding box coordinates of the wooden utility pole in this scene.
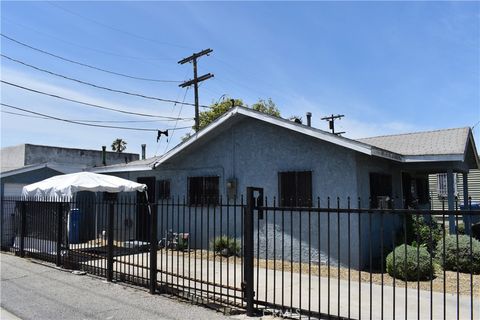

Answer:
[321,114,345,135]
[178,49,214,132]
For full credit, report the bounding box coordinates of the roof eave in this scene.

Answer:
[402,154,464,163]
[90,165,153,173]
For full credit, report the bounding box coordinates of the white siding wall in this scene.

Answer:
[429,169,480,209]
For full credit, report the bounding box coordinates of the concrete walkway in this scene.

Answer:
[0,253,231,320]
[78,250,479,319]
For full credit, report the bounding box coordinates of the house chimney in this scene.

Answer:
[102,146,106,166]
[141,144,146,160]
[306,112,312,127]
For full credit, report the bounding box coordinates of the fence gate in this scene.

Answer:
[155,195,247,310]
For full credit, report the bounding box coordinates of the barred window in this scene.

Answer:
[437,173,457,198]
[188,176,219,205]
[370,173,392,209]
[278,171,312,207]
[157,180,170,200]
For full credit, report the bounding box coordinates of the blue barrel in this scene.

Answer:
[69,208,80,244]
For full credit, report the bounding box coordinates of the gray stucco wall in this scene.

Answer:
[107,118,409,269]
[354,153,405,269]
[1,145,26,172]
[1,144,139,173]
[24,144,139,168]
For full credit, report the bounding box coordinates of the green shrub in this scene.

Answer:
[406,214,442,253]
[211,235,240,257]
[386,244,434,281]
[435,234,480,274]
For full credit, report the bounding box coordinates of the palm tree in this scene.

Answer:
[111,138,127,153]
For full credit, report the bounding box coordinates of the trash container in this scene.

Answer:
[460,202,480,235]
[68,208,80,244]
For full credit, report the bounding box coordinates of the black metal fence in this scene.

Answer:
[1,192,479,320]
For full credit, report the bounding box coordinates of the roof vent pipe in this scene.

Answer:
[141,144,146,160]
[306,112,312,127]
[102,146,106,166]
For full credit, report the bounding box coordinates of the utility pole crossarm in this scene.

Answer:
[178,48,213,65]
[179,73,214,88]
[321,114,345,135]
[178,48,214,132]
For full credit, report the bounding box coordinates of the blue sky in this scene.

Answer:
[1,1,479,157]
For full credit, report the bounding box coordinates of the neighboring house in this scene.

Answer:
[89,107,478,269]
[428,169,480,210]
[1,143,139,197]
[0,143,139,246]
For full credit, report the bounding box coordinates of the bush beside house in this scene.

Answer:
[386,244,434,281]
[435,234,480,274]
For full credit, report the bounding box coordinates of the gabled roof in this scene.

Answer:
[90,156,160,173]
[358,127,479,167]
[92,106,479,173]
[358,127,469,156]
[0,162,87,178]
[151,107,406,168]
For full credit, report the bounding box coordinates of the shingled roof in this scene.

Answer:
[357,127,470,156]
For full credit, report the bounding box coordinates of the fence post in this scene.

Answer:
[149,202,158,294]
[107,201,114,282]
[244,187,255,316]
[56,202,63,267]
[19,201,26,258]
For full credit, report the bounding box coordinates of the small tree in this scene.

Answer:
[198,98,245,130]
[111,138,127,153]
[181,97,282,141]
[251,98,281,117]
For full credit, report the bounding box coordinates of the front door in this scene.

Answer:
[136,177,156,242]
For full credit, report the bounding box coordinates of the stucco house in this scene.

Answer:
[91,107,478,268]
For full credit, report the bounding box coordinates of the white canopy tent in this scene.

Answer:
[22,171,147,198]
[21,172,149,246]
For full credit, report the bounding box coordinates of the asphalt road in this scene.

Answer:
[0,253,234,320]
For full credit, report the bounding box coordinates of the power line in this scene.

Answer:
[1,54,210,108]
[48,2,193,51]
[1,103,191,132]
[1,80,194,119]
[2,17,174,62]
[163,87,190,154]
[1,110,193,123]
[1,33,180,83]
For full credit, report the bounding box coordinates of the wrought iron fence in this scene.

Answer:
[1,192,479,320]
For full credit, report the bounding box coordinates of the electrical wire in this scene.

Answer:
[1,80,196,119]
[48,2,193,51]
[2,17,174,62]
[1,33,180,83]
[1,103,191,132]
[163,87,191,154]
[1,54,210,108]
[1,110,193,123]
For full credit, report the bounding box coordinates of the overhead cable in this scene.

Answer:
[48,2,193,50]
[1,80,194,119]
[1,103,191,132]
[1,33,181,83]
[1,54,209,108]
[1,110,192,123]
